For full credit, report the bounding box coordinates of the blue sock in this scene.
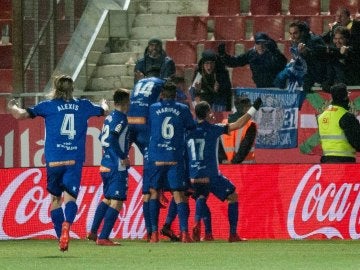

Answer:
[228,202,238,235]
[64,201,78,224]
[143,201,151,234]
[165,198,177,225]
[203,202,212,234]
[91,201,109,234]
[149,199,159,232]
[177,202,189,232]
[195,197,206,223]
[50,207,64,238]
[99,207,119,239]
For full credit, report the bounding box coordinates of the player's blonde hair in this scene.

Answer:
[48,75,74,100]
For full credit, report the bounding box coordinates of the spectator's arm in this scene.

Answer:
[231,123,256,163]
[340,112,360,151]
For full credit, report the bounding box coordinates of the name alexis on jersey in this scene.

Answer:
[57,103,79,111]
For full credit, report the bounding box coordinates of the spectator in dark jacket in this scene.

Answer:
[190,50,232,111]
[134,38,175,83]
[218,32,287,88]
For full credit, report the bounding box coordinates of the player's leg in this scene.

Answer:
[160,195,180,241]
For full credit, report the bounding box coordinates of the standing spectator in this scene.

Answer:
[286,21,328,93]
[187,98,262,242]
[322,6,360,51]
[318,83,360,163]
[190,49,232,111]
[127,69,165,241]
[323,26,360,92]
[147,79,195,243]
[7,75,109,252]
[134,38,175,83]
[218,32,287,88]
[219,96,257,164]
[87,89,130,246]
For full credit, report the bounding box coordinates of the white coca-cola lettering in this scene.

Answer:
[288,164,360,239]
[0,167,146,240]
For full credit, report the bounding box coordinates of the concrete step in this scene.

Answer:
[88,75,134,91]
[130,25,175,40]
[99,52,141,65]
[139,0,208,15]
[94,64,134,77]
[133,14,177,27]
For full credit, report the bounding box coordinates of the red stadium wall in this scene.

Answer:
[1,164,360,240]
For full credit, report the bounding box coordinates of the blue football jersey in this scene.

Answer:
[27,98,104,163]
[186,121,227,178]
[148,100,195,162]
[128,77,165,118]
[99,110,129,171]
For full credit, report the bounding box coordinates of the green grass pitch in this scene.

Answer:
[1,239,360,270]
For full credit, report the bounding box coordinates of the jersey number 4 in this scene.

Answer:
[61,114,76,139]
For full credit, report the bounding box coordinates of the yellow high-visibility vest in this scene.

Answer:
[318,105,356,158]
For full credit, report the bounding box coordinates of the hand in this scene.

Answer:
[218,43,226,56]
[7,99,18,109]
[100,98,109,113]
[253,97,262,110]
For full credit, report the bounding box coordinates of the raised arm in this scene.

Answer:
[228,98,262,132]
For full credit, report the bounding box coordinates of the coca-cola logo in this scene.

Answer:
[0,167,146,240]
[288,164,360,239]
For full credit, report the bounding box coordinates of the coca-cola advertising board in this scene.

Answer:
[1,164,360,240]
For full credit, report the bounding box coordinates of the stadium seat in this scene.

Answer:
[251,15,285,41]
[231,66,255,88]
[0,45,12,69]
[166,40,198,65]
[0,0,11,19]
[198,40,236,55]
[288,0,321,15]
[213,16,246,41]
[208,0,240,16]
[277,39,292,60]
[234,40,255,54]
[250,0,282,15]
[0,69,13,93]
[175,16,208,41]
[329,0,359,15]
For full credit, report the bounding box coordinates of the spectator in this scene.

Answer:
[134,38,175,83]
[147,79,195,243]
[318,83,360,163]
[219,96,257,164]
[322,6,360,51]
[187,98,262,242]
[7,75,109,252]
[218,32,287,88]
[190,49,232,111]
[285,21,330,93]
[87,88,130,246]
[323,26,360,92]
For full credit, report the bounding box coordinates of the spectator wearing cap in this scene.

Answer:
[190,49,232,111]
[317,83,360,163]
[218,32,287,88]
[134,38,175,83]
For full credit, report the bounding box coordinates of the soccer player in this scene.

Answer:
[87,88,130,246]
[147,79,196,243]
[187,98,261,242]
[127,68,166,241]
[7,75,109,252]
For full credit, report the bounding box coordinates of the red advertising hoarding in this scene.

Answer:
[1,164,360,240]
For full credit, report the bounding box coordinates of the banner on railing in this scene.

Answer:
[1,164,360,240]
[234,88,301,149]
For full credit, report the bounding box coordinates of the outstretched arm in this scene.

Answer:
[7,99,30,120]
[228,98,262,132]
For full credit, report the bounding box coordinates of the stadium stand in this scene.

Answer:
[251,15,285,40]
[208,0,240,15]
[249,0,282,15]
[288,0,321,15]
[165,40,198,65]
[175,16,208,41]
[213,16,247,40]
[328,0,359,15]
